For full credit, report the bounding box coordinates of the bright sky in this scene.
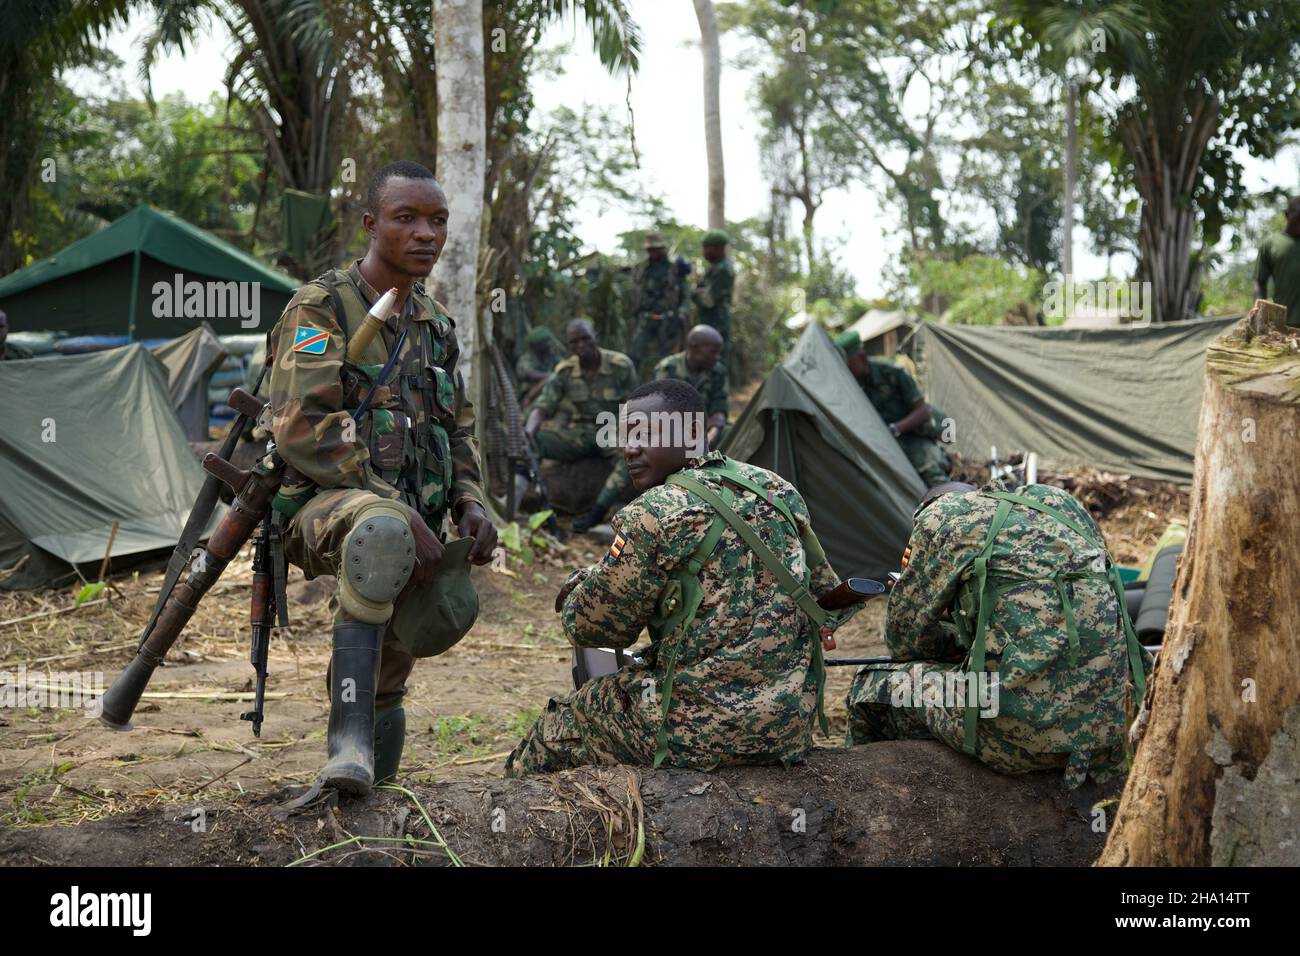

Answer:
[68,2,1298,298]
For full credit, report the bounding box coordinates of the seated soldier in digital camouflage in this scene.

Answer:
[653,324,729,448]
[835,329,951,487]
[507,378,844,776]
[845,481,1150,789]
[524,318,639,532]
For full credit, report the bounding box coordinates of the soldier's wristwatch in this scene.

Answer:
[888,423,900,438]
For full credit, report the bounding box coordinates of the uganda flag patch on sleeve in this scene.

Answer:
[901,546,912,568]
[609,533,627,559]
[292,325,330,355]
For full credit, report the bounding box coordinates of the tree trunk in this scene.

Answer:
[1062,79,1077,280]
[0,744,1115,867]
[1099,301,1300,866]
[431,0,487,403]
[693,0,725,230]
[1119,94,1219,323]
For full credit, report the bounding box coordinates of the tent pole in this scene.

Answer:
[127,247,142,341]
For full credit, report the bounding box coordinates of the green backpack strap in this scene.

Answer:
[963,496,1016,755]
[650,502,729,769]
[668,470,831,735]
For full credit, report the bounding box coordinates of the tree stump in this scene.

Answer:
[1099,300,1300,866]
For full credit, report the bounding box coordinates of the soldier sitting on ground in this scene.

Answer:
[654,324,729,449]
[836,329,951,488]
[507,378,843,777]
[845,481,1150,789]
[524,319,639,532]
[514,325,563,410]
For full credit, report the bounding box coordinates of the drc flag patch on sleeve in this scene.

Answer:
[292,325,330,355]
[609,533,627,559]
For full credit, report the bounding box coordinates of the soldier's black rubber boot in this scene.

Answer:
[572,502,608,533]
[321,621,382,796]
[373,705,406,785]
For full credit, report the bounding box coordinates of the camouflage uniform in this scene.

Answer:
[515,344,561,388]
[507,452,840,776]
[845,482,1149,788]
[653,350,729,419]
[628,257,688,377]
[533,347,639,511]
[691,256,734,347]
[860,358,950,487]
[266,260,487,709]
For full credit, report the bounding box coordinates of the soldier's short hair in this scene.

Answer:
[628,378,706,417]
[367,160,438,215]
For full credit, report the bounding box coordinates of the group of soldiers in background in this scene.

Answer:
[516,228,735,531]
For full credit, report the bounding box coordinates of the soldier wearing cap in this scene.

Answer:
[691,230,734,352]
[515,325,563,411]
[835,329,951,488]
[628,230,689,380]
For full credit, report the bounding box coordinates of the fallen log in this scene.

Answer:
[1099,301,1300,866]
[0,742,1114,867]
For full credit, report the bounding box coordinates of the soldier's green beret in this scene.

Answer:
[643,230,668,249]
[834,329,863,355]
[701,229,730,247]
[524,326,552,346]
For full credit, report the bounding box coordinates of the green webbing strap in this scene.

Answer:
[650,500,730,769]
[1054,575,1082,668]
[669,471,831,734]
[709,457,802,536]
[986,492,1097,547]
[963,497,1014,755]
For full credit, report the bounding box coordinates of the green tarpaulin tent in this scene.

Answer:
[722,322,925,579]
[149,322,228,441]
[0,205,297,339]
[0,346,220,590]
[918,317,1238,484]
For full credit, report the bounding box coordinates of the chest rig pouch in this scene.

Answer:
[645,457,834,768]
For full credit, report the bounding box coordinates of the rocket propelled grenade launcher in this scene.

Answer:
[347,286,398,362]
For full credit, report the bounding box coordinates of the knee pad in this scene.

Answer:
[337,501,414,624]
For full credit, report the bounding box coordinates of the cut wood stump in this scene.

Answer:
[0,743,1112,867]
[1099,300,1300,866]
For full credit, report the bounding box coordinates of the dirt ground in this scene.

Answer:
[0,474,1180,859]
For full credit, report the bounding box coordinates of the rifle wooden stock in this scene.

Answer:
[99,455,283,730]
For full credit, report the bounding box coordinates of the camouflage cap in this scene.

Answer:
[834,329,863,355]
[643,230,668,249]
[524,326,553,346]
[701,229,730,247]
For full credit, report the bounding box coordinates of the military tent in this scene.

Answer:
[919,316,1238,484]
[0,205,297,339]
[722,322,925,580]
[149,322,228,440]
[0,346,219,590]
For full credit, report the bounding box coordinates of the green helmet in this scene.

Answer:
[701,229,730,247]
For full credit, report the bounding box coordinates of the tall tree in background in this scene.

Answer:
[431,0,486,401]
[1008,0,1300,321]
[693,0,725,229]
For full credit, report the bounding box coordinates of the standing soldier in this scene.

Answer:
[654,324,729,448]
[691,230,734,351]
[525,319,639,532]
[628,231,688,379]
[266,160,497,795]
[507,379,842,776]
[845,481,1149,789]
[1254,194,1300,327]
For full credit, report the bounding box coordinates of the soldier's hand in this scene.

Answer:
[555,567,593,612]
[406,508,445,586]
[457,503,498,566]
